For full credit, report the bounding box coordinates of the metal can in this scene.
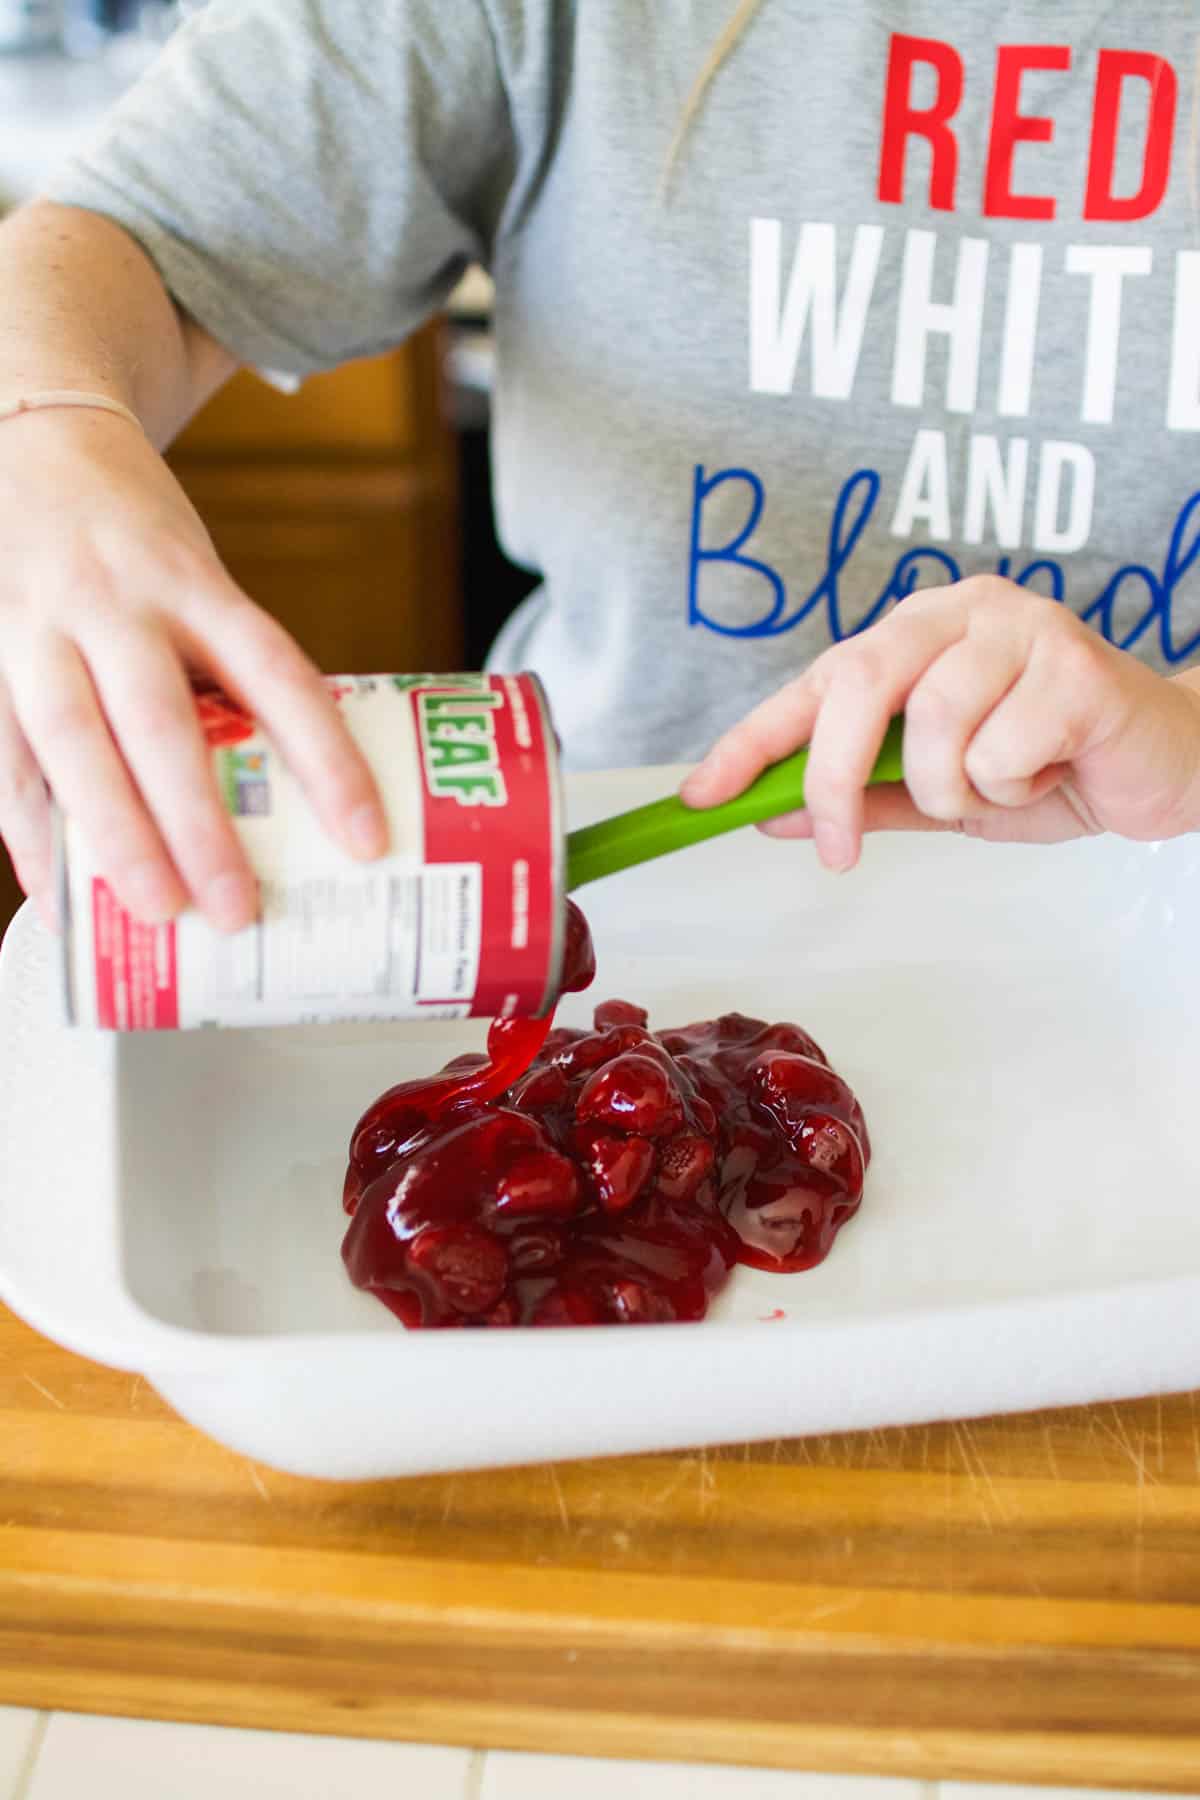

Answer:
[59,672,566,1030]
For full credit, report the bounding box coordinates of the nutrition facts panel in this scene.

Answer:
[205,864,484,1021]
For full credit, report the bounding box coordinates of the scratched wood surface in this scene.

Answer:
[2,1305,1200,1790]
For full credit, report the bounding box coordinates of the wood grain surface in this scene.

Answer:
[1,1302,1199,1789]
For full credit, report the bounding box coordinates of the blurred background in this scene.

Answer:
[0,2,539,932]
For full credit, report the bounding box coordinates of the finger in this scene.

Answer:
[759,780,1094,845]
[681,675,820,810]
[758,808,814,840]
[0,679,57,927]
[758,784,952,839]
[965,635,1100,808]
[680,583,986,813]
[901,629,1026,821]
[196,596,388,859]
[8,634,188,926]
[801,608,968,869]
[82,620,259,932]
[851,774,1091,841]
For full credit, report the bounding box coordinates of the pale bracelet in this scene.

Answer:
[0,391,144,432]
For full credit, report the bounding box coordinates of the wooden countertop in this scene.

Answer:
[1,1303,1199,1789]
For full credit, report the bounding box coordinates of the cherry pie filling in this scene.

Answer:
[341,902,869,1327]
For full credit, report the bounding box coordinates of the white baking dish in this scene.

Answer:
[1,765,1196,1480]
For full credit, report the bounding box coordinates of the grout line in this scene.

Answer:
[10,1712,49,1800]
[463,1747,487,1800]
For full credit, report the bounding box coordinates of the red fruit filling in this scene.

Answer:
[341,904,868,1328]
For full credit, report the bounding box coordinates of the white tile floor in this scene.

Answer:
[483,1760,923,1799]
[23,1715,472,1800]
[0,1711,1187,1800]
[0,1712,39,1799]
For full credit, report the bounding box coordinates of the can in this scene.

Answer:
[59,672,566,1030]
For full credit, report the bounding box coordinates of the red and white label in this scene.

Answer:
[91,879,179,1030]
[411,673,558,1019]
[64,673,562,1031]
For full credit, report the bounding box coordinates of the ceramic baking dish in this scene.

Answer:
[1,766,1196,1479]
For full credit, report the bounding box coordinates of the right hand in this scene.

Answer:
[0,407,388,932]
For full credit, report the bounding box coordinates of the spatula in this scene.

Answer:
[565,716,905,891]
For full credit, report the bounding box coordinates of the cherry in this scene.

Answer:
[576,1053,684,1138]
[656,1133,716,1201]
[594,1000,649,1029]
[602,1024,658,1055]
[549,1030,624,1076]
[722,1169,847,1274]
[795,1112,865,1185]
[509,1226,564,1273]
[495,1150,582,1220]
[690,1096,718,1138]
[508,1064,571,1115]
[480,1296,521,1327]
[560,900,597,994]
[714,1012,768,1043]
[582,1133,656,1213]
[344,1098,436,1215]
[746,1021,829,1064]
[604,1279,674,1324]
[407,1225,509,1317]
[748,1050,870,1156]
[531,1285,605,1326]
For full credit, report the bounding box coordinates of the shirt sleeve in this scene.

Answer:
[43,0,516,377]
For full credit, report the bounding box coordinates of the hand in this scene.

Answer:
[681,577,1200,870]
[0,408,388,931]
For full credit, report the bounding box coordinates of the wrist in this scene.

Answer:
[0,390,142,433]
[0,402,152,481]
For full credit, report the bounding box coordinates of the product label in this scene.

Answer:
[64,673,559,1030]
[218,747,272,817]
[412,674,557,1020]
[416,687,507,807]
[91,880,179,1030]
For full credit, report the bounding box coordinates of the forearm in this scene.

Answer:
[0,199,237,449]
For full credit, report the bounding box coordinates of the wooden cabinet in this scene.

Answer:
[0,844,19,936]
[167,322,463,672]
[0,323,464,935]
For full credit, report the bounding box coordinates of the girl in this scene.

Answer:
[0,0,1198,931]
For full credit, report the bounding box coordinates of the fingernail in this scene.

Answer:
[203,871,256,934]
[347,802,389,859]
[124,860,182,924]
[813,821,854,872]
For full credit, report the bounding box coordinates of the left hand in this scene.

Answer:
[681,577,1200,871]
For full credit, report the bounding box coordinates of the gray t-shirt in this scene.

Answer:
[47,0,1200,767]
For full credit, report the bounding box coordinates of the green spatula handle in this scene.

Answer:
[565,715,905,891]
